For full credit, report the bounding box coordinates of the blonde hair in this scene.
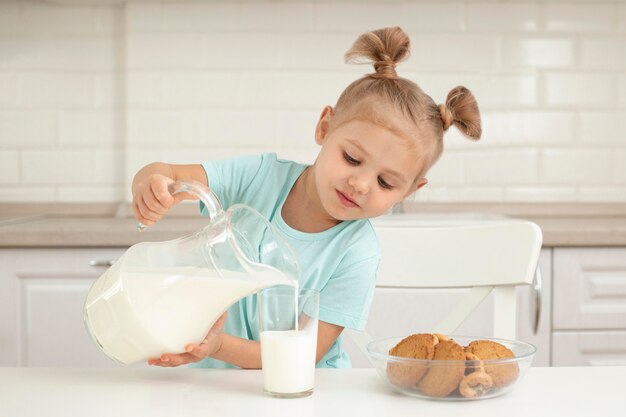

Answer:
[335,27,481,179]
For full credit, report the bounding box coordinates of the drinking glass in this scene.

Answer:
[258,287,319,398]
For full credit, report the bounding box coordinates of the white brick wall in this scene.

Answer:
[1,0,625,203]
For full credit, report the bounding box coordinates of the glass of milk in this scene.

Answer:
[258,287,319,398]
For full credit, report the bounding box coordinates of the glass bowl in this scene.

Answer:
[366,335,536,400]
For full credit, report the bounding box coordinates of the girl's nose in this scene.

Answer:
[348,175,370,194]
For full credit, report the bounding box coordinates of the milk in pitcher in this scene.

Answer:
[84,266,295,364]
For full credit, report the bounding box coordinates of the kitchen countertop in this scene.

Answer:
[1,202,625,247]
[0,367,624,417]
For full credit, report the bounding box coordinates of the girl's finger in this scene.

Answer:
[144,188,168,214]
[139,195,161,222]
[133,201,154,226]
[151,181,175,208]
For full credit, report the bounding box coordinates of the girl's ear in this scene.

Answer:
[404,178,428,198]
[315,106,334,145]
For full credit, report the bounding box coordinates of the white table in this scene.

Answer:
[1,367,624,416]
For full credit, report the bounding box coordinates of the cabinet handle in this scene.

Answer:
[88,260,116,267]
[532,266,542,335]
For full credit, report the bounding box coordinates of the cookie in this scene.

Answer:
[386,333,438,388]
[459,371,493,398]
[417,340,466,397]
[464,340,519,387]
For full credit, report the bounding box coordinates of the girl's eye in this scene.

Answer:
[378,177,393,190]
[343,151,360,165]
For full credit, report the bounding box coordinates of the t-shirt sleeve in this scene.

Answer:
[318,247,381,331]
[199,154,267,214]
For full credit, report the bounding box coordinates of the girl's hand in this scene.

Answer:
[132,174,186,226]
[147,312,228,367]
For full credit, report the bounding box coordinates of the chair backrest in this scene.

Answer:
[345,218,543,359]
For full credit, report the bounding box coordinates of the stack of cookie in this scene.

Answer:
[386,334,519,398]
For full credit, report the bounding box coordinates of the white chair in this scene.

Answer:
[346,218,543,360]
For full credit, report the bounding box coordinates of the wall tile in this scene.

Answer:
[504,186,577,202]
[94,149,124,185]
[615,150,626,184]
[545,73,615,108]
[276,110,320,148]
[0,2,19,35]
[161,2,241,32]
[581,38,626,70]
[59,111,121,147]
[125,3,162,33]
[163,72,240,107]
[620,5,626,33]
[399,3,465,32]
[467,2,539,32]
[19,73,95,108]
[579,111,626,146]
[620,74,626,107]
[0,73,18,106]
[544,3,616,33]
[127,34,205,70]
[19,2,98,34]
[314,3,415,33]
[200,110,278,147]
[425,152,465,186]
[479,111,575,147]
[127,110,184,146]
[466,150,539,184]
[278,34,354,70]
[411,186,504,202]
[0,110,56,147]
[237,72,357,109]
[238,2,315,32]
[35,36,119,71]
[22,150,94,185]
[0,150,19,184]
[578,186,626,202]
[0,186,55,202]
[96,7,124,35]
[95,74,124,109]
[503,38,574,68]
[541,149,611,185]
[0,37,39,70]
[404,35,500,71]
[127,73,163,107]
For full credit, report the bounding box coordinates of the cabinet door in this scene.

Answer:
[552,331,626,366]
[553,248,626,330]
[0,248,133,368]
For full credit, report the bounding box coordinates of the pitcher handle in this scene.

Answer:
[136,180,223,231]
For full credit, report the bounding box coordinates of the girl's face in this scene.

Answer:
[313,106,428,221]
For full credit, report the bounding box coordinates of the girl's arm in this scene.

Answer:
[148,319,344,369]
[131,162,207,226]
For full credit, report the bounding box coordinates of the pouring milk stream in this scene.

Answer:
[83,181,301,364]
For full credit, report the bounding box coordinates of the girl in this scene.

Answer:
[132,27,481,369]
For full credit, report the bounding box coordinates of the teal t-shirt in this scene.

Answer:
[190,153,380,368]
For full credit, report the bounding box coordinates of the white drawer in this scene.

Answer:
[553,248,626,330]
[552,330,626,366]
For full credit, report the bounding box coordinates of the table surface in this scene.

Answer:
[1,367,625,417]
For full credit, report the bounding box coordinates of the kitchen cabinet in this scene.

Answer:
[0,248,131,368]
[552,248,626,366]
[2,247,624,368]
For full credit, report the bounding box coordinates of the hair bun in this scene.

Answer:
[439,86,481,140]
[345,27,410,80]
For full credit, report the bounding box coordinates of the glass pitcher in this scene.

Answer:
[83,181,299,364]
